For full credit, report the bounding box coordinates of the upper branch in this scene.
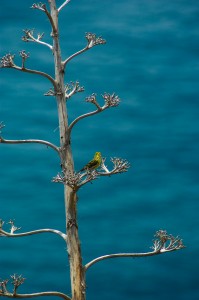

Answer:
[62,32,106,68]
[0,137,60,154]
[68,93,120,133]
[22,29,53,50]
[62,46,88,67]
[31,3,57,34]
[0,53,56,89]
[84,230,185,271]
[58,0,71,13]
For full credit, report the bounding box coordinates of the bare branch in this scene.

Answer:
[31,3,56,34]
[62,46,88,67]
[68,108,102,133]
[58,0,71,13]
[13,65,56,88]
[0,137,60,154]
[22,29,53,50]
[0,53,56,88]
[68,93,120,133]
[85,252,161,271]
[62,32,106,67]
[85,230,185,271]
[0,226,66,241]
[0,289,70,300]
[0,273,71,298]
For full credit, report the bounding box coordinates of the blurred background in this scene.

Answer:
[0,0,198,299]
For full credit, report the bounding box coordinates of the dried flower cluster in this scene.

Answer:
[0,54,15,68]
[31,2,46,10]
[52,157,129,190]
[100,157,130,175]
[102,93,121,107]
[0,122,5,134]
[0,219,21,235]
[85,32,106,48]
[65,81,85,99]
[85,93,97,104]
[0,274,25,296]
[85,93,120,109]
[152,230,185,252]
[22,29,45,43]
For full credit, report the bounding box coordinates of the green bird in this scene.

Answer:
[80,152,102,172]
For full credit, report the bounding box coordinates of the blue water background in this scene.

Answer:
[0,0,199,299]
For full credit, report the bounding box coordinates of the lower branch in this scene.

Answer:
[0,291,71,300]
[0,228,66,240]
[85,230,185,270]
[85,251,161,271]
[0,137,60,154]
[12,65,56,89]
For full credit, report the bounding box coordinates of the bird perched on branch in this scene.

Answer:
[80,152,102,172]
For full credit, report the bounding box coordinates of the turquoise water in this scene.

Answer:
[0,1,199,299]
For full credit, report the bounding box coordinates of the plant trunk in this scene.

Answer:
[49,1,86,299]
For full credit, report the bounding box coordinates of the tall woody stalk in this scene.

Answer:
[49,1,85,299]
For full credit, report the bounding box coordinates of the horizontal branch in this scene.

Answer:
[0,228,66,241]
[12,65,56,89]
[85,230,185,270]
[0,137,60,154]
[85,250,172,271]
[0,291,71,300]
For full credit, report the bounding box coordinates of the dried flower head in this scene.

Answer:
[111,157,130,173]
[22,29,34,42]
[85,93,97,104]
[11,274,25,294]
[0,54,15,68]
[152,230,185,252]
[0,279,9,294]
[85,33,106,48]
[65,81,85,99]
[31,2,46,10]
[102,93,120,107]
